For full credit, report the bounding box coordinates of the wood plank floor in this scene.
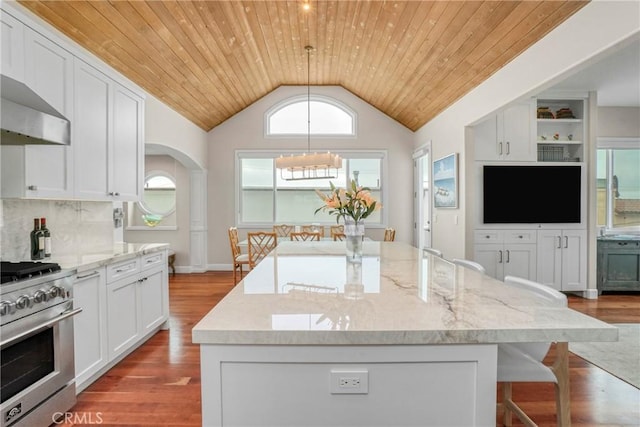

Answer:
[60,272,640,426]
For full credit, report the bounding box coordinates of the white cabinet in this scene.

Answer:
[73,59,143,201]
[474,102,535,161]
[1,27,74,199]
[73,268,108,392]
[1,11,25,81]
[537,229,587,291]
[474,230,537,281]
[536,98,585,162]
[106,251,168,360]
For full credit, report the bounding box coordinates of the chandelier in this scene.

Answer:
[275,45,342,181]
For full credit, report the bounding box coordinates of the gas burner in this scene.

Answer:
[1,261,61,284]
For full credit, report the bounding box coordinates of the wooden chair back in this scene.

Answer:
[228,227,241,259]
[332,232,346,241]
[330,225,344,239]
[384,228,396,241]
[301,225,324,238]
[273,224,295,237]
[247,231,278,268]
[290,231,321,241]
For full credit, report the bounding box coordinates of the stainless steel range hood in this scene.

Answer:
[1,75,70,145]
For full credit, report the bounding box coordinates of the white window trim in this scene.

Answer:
[264,94,358,138]
[235,150,388,228]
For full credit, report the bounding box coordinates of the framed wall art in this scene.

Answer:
[433,153,458,208]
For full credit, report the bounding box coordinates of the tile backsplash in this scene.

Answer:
[1,199,115,261]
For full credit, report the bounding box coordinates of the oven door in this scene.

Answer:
[1,301,81,427]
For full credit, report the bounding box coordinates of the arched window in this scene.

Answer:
[266,95,356,136]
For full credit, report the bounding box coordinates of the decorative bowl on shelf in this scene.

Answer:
[142,214,163,227]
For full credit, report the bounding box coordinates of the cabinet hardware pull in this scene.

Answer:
[564,236,569,248]
[557,236,562,249]
[498,250,503,263]
[498,142,503,155]
[506,141,510,155]
[76,271,100,280]
[27,185,38,191]
[506,250,510,263]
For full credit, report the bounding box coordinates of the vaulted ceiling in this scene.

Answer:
[18,0,588,132]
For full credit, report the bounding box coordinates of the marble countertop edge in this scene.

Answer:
[51,242,170,272]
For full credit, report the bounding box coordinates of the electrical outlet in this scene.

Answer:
[330,370,368,394]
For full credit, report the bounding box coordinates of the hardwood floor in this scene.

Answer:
[60,273,640,426]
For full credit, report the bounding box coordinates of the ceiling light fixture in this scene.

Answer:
[275,45,342,181]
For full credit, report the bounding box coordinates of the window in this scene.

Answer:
[238,152,384,226]
[266,96,356,136]
[597,138,640,231]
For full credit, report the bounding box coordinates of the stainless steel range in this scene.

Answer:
[0,261,81,427]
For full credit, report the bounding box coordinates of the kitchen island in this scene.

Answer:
[193,241,617,426]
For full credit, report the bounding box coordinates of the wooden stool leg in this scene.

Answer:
[503,382,513,427]
[552,342,572,427]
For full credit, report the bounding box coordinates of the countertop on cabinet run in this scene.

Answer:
[193,241,617,346]
[51,242,169,271]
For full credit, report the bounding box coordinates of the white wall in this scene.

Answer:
[598,107,640,137]
[207,86,414,268]
[414,0,640,260]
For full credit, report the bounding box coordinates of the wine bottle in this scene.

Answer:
[30,218,44,260]
[41,217,51,258]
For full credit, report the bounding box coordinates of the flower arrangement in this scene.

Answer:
[315,180,381,225]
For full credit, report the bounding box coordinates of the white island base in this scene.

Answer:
[200,344,497,426]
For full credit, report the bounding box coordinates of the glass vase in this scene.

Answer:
[344,218,364,263]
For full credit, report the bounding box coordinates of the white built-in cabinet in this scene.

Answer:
[73,250,168,393]
[0,7,144,201]
[72,267,108,392]
[474,101,535,161]
[536,229,587,291]
[473,230,537,281]
[1,11,25,81]
[73,60,143,201]
[1,26,74,198]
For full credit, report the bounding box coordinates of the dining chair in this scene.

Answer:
[498,275,569,427]
[290,231,321,241]
[273,224,295,238]
[228,227,249,284]
[451,258,486,274]
[301,224,325,238]
[423,247,443,258]
[247,231,278,269]
[332,232,346,241]
[383,228,396,242]
[330,225,344,239]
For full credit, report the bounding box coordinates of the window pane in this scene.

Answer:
[349,158,381,188]
[269,100,353,135]
[242,158,273,188]
[612,149,640,228]
[596,149,607,226]
[276,190,327,223]
[242,190,273,223]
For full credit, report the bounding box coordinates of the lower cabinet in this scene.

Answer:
[474,230,537,281]
[73,268,108,391]
[73,250,168,392]
[537,230,586,291]
[597,238,640,293]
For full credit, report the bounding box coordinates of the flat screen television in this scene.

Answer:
[483,165,582,224]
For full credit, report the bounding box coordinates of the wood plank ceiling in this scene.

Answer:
[18,1,588,132]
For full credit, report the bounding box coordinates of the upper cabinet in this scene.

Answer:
[74,60,143,201]
[474,101,535,162]
[535,98,585,162]
[1,11,25,81]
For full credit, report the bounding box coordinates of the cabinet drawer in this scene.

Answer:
[106,257,140,283]
[474,230,503,243]
[141,251,164,271]
[503,230,537,244]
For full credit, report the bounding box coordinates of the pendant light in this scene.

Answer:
[275,45,342,180]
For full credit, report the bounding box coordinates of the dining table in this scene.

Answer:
[192,241,617,426]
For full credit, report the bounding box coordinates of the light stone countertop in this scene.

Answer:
[50,242,169,272]
[193,241,618,346]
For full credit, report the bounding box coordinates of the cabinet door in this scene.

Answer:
[499,103,534,161]
[23,28,74,198]
[1,11,24,81]
[73,268,107,391]
[536,231,562,291]
[107,277,139,360]
[473,115,499,161]
[561,230,587,291]
[474,244,504,280]
[74,60,111,200]
[503,244,537,281]
[111,84,143,201]
[139,268,167,334]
